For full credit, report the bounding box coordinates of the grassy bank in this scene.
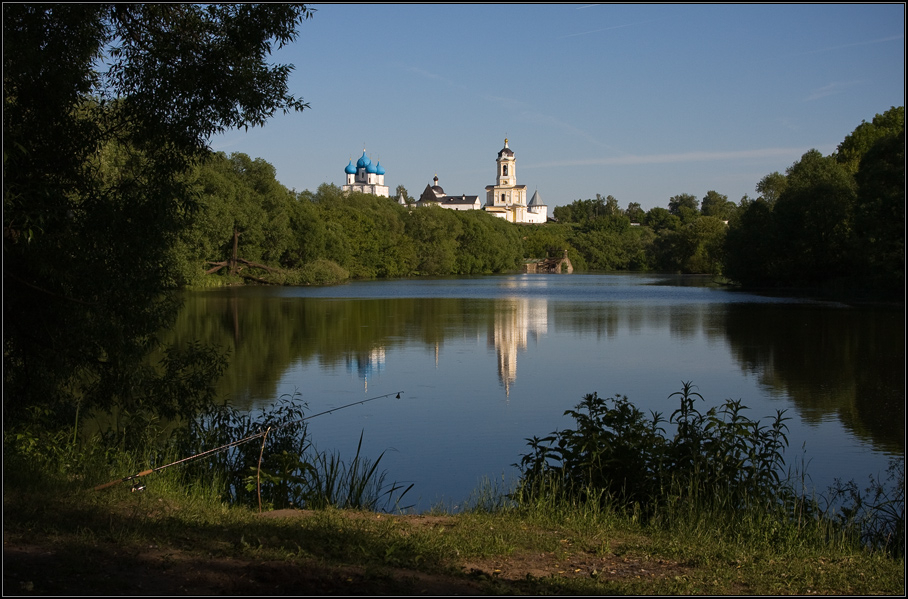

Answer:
[5,385,903,594]
[4,458,903,596]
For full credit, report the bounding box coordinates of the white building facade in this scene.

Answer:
[483,139,547,224]
[342,150,389,197]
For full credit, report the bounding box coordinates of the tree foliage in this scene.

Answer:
[700,190,736,221]
[3,4,315,426]
[724,107,904,292]
[836,106,905,175]
[852,129,905,289]
[755,171,787,207]
[668,193,699,220]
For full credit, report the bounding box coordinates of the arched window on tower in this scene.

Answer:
[503,165,508,176]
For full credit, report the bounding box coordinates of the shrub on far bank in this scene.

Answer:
[294,259,350,285]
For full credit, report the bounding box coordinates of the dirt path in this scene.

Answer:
[4,509,692,595]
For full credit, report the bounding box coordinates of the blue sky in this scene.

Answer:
[212,3,905,212]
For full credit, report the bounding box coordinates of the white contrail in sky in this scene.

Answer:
[804,80,865,102]
[809,35,903,55]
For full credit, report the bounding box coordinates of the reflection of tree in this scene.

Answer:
[161,292,496,409]
[161,289,904,457]
[723,304,904,454]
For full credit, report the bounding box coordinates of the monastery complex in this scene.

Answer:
[342,138,548,224]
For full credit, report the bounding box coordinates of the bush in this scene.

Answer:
[515,382,792,515]
[297,259,350,285]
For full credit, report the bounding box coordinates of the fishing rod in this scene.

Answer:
[93,390,404,492]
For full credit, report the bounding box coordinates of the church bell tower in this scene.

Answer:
[496,138,516,187]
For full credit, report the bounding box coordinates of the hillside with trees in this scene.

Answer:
[166,106,903,294]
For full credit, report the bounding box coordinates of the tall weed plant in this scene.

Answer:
[515,382,904,556]
[824,457,905,557]
[172,392,411,511]
[517,382,791,515]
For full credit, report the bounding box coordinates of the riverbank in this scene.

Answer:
[4,475,903,595]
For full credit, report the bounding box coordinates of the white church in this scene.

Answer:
[343,139,548,224]
[342,150,389,197]
[416,138,547,224]
[483,138,547,224]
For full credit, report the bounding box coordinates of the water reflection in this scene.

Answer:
[165,280,904,471]
[722,303,904,454]
[490,298,548,396]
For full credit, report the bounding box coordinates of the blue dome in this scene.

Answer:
[375,162,385,176]
[366,162,378,174]
[344,160,356,175]
[356,150,371,169]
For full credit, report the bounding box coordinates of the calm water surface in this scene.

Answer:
[168,274,904,512]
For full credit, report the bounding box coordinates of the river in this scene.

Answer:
[166,273,904,513]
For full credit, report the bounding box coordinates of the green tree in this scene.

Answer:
[723,197,779,286]
[521,223,581,267]
[3,4,314,426]
[285,191,328,268]
[405,207,462,275]
[684,216,728,275]
[836,106,905,175]
[455,211,523,274]
[625,202,645,224]
[185,152,298,280]
[726,108,903,290]
[644,206,680,232]
[395,184,415,205]
[700,190,735,221]
[852,129,905,291]
[755,172,787,207]
[668,193,699,219]
[773,150,856,284]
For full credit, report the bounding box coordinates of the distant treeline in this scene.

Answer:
[176,106,902,294]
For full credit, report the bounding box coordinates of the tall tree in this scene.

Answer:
[835,106,905,174]
[668,193,699,221]
[771,150,856,284]
[852,129,905,290]
[3,4,315,426]
[723,198,779,285]
[644,206,680,232]
[700,190,735,220]
[755,172,787,206]
[625,202,645,224]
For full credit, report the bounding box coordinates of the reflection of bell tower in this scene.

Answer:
[347,347,386,393]
[490,299,526,397]
[489,297,549,397]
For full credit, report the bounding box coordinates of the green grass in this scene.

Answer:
[5,383,903,594]
[4,454,903,595]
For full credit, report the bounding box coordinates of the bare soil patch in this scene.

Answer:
[5,509,693,595]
